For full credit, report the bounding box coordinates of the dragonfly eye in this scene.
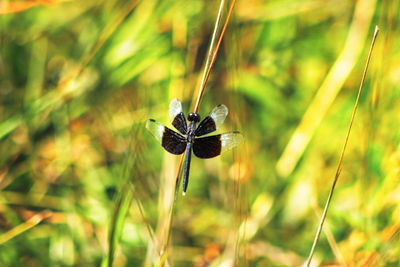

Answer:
[188,112,200,122]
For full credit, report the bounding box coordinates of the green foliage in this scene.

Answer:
[1,0,400,266]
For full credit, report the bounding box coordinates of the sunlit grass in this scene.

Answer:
[1,0,400,266]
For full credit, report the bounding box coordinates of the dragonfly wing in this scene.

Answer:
[146,119,187,155]
[169,98,187,135]
[195,104,228,136]
[193,131,242,159]
[220,131,243,154]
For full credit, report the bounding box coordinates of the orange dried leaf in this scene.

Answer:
[0,0,55,14]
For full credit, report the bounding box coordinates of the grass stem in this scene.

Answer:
[305,26,379,267]
[193,0,237,113]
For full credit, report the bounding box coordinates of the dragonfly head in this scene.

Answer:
[188,112,200,123]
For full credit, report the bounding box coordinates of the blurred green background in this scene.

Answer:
[1,0,399,266]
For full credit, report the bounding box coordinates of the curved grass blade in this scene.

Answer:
[277,0,378,177]
[104,187,133,267]
[0,210,52,244]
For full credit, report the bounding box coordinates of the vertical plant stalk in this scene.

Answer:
[147,0,238,265]
[175,0,237,192]
[106,125,153,267]
[305,26,379,267]
[106,187,133,267]
[192,0,237,113]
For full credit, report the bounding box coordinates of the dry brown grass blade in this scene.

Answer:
[145,1,238,265]
[310,199,346,266]
[192,0,237,113]
[0,210,52,244]
[277,0,378,177]
[305,26,379,267]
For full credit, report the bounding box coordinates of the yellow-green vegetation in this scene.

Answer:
[0,0,399,266]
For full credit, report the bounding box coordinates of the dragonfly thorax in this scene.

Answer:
[187,112,200,123]
[186,121,197,143]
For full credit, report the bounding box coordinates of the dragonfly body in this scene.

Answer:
[183,142,192,194]
[183,113,200,193]
[146,99,242,194]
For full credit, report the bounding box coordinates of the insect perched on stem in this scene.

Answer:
[146,98,243,194]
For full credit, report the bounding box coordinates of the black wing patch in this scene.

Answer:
[169,98,187,135]
[195,104,228,136]
[162,127,187,155]
[193,132,243,158]
[146,119,187,155]
[172,112,187,135]
[195,116,216,136]
[193,134,221,158]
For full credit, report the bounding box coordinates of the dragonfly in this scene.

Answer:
[146,98,243,194]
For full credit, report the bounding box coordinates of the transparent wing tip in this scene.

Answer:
[210,104,228,128]
[145,119,164,142]
[145,119,153,132]
[221,131,244,153]
[169,98,183,119]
